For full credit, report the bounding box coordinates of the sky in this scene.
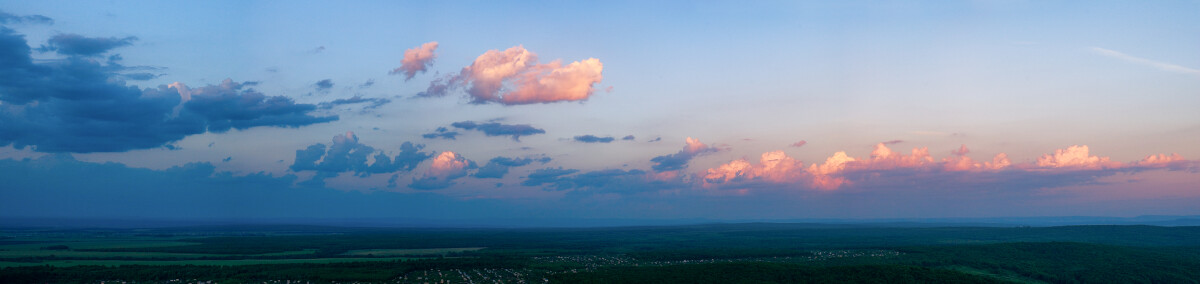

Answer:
[1,1,1198,224]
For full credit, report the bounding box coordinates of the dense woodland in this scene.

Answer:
[2,224,1200,283]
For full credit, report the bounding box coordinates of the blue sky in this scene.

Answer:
[1,1,1198,222]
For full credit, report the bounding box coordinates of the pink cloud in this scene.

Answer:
[701,143,1190,192]
[419,45,604,105]
[1034,145,1122,170]
[427,151,470,178]
[391,41,438,81]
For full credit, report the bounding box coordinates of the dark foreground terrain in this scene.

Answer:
[3,223,1200,283]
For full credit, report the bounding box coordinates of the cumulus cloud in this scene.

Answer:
[574,135,615,143]
[474,156,549,178]
[391,41,438,81]
[291,132,434,182]
[409,151,476,190]
[1034,145,1121,170]
[0,28,335,152]
[317,95,391,110]
[650,137,723,172]
[702,143,1195,192]
[37,34,137,57]
[421,127,460,140]
[418,45,604,105]
[450,120,545,141]
[0,10,53,25]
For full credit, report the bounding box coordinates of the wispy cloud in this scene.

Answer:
[1091,47,1200,76]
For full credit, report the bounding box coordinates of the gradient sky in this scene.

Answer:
[1,1,1198,222]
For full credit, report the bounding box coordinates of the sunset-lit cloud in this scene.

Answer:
[409,151,475,190]
[391,41,438,81]
[418,45,604,105]
[702,143,1194,192]
[650,137,724,172]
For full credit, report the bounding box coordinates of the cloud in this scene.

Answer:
[521,168,687,196]
[790,140,807,147]
[702,143,1196,192]
[1091,47,1200,76]
[574,135,615,143]
[291,132,434,182]
[521,167,581,187]
[409,151,475,190]
[474,156,548,179]
[359,79,375,88]
[391,41,438,81]
[450,120,545,141]
[0,28,335,152]
[120,72,163,80]
[1034,145,1121,170]
[177,79,338,133]
[650,137,723,172]
[37,34,137,57]
[622,135,635,141]
[0,10,53,25]
[418,45,604,105]
[317,95,391,110]
[0,154,539,220]
[421,127,460,140]
[314,79,334,92]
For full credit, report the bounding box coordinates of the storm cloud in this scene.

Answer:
[0,28,335,152]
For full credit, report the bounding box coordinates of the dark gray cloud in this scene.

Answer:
[574,135,615,143]
[523,168,687,195]
[182,79,338,133]
[317,95,391,110]
[421,127,459,140]
[0,28,335,152]
[314,79,334,92]
[120,72,162,80]
[474,156,549,178]
[0,10,53,25]
[650,139,722,172]
[521,167,580,187]
[622,135,635,141]
[650,152,694,172]
[37,34,137,57]
[291,132,433,180]
[450,120,545,141]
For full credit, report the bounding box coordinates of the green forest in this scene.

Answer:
[3,224,1200,283]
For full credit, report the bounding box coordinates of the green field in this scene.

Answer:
[341,247,485,256]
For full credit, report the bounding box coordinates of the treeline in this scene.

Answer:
[0,256,530,283]
[549,263,1004,284]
